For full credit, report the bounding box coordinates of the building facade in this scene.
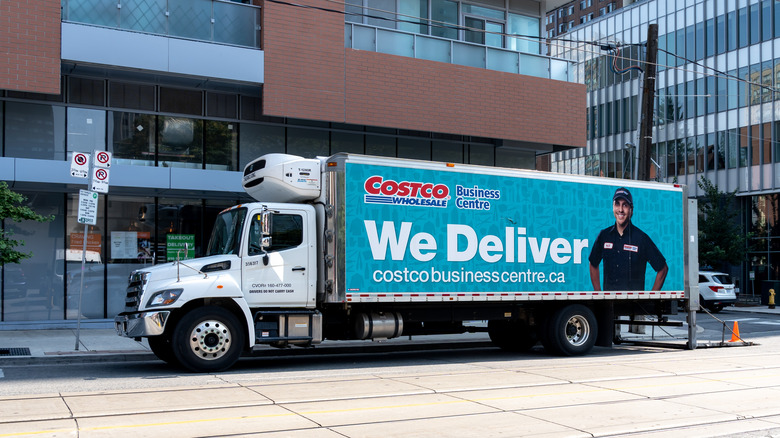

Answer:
[545,0,632,39]
[550,0,780,300]
[0,0,584,327]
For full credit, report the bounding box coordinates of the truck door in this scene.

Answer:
[242,207,315,308]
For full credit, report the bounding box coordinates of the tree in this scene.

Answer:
[697,176,747,271]
[0,182,54,264]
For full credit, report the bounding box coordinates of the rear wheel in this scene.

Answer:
[542,304,597,356]
[172,306,245,373]
[488,320,538,352]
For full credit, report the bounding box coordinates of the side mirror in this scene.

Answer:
[260,211,272,250]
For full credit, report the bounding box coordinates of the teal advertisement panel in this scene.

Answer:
[344,162,685,294]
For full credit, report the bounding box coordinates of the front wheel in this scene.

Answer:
[542,304,597,356]
[171,307,245,373]
[147,334,178,365]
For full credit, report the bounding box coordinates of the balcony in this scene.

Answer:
[61,0,261,49]
[345,23,575,82]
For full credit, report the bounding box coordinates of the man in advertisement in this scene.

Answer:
[589,187,668,291]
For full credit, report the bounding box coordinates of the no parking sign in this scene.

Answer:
[91,167,110,193]
[94,151,112,168]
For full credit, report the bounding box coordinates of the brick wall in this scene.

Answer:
[263,0,584,148]
[0,0,61,94]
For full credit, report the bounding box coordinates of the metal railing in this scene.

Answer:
[345,23,575,82]
[61,0,262,49]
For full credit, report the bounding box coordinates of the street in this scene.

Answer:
[1,310,780,437]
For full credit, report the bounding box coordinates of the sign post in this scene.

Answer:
[70,151,111,350]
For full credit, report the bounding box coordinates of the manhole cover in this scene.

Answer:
[0,347,31,357]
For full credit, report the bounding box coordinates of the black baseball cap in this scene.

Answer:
[613,187,633,206]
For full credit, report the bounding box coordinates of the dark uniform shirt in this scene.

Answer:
[588,222,666,291]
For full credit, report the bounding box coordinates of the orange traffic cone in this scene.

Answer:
[729,321,741,342]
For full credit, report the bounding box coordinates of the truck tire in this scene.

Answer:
[543,304,597,356]
[171,307,245,373]
[488,320,538,352]
[147,334,179,365]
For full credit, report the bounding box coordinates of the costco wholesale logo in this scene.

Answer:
[364,175,449,207]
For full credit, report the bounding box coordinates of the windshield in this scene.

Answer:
[206,208,247,256]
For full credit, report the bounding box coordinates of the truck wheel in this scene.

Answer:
[488,320,538,352]
[171,307,245,373]
[543,304,597,356]
[147,334,179,365]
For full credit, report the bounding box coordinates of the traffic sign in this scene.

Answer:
[77,190,98,225]
[91,167,110,193]
[70,152,90,178]
[94,151,112,168]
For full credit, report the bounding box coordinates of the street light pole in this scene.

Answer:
[637,24,658,182]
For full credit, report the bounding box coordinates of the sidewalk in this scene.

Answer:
[0,305,778,365]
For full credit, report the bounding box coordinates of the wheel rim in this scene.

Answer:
[189,319,232,360]
[564,314,590,346]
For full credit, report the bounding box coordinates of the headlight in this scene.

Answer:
[146,289,183,307]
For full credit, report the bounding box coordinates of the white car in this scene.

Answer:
[698,271,737,312]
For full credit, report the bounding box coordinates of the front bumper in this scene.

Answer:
[115,311,171,337]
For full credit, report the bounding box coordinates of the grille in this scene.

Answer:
[124,271,149,312]
[0,347,31,357]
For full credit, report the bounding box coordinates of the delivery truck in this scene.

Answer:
[115,153,690,372]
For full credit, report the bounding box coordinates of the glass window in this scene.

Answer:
[432,141,462,163]
[726,129,737,169]
[774,122,780,163]
[267,213,303,252]
[739,126,749,167]
[366,134,396,156]
[331,131,364,154]
[239,123,285,169]
[287,126,328,157]
[695,134,704,172]
[105,196,155,317]
[3,192,65,321]
[67,107,106,153]
[109,111,156,166]
[686,25,695,64]
[695,22,704,60]
[696,77,706,116]
[464,16,486,44]
[4,102,66,160]
[762,0,773,41]
[431,0,458,40]
[762,122,772,165]
[728,68,739,109]
[157,199,206,262]
[705,18,715,58]
[345,0,362,23]
[508,13,539,54]
[66,193,106,320]
[716,75,727,112]
[750,3,761,45]
[776,0,780,38]
[160,87,203,116]
[240,95,263,121]
[399,0,428,34]
[707,132,719,171]
[68,77,105,106]
[727,10,737,51]
[716,14,726,54]
[109,81,155,111]
[398,138,431,159]
[367,0,396,28]
[738,66,749,108]
[206,92,238,119]
[469,144,494,165]
[738,7,749,48]
[158,116,203,168]
[205,121,237,171]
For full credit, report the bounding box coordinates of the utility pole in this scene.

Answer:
[637,24,658,182]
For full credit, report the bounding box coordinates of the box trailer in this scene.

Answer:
[115,153,690,372]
